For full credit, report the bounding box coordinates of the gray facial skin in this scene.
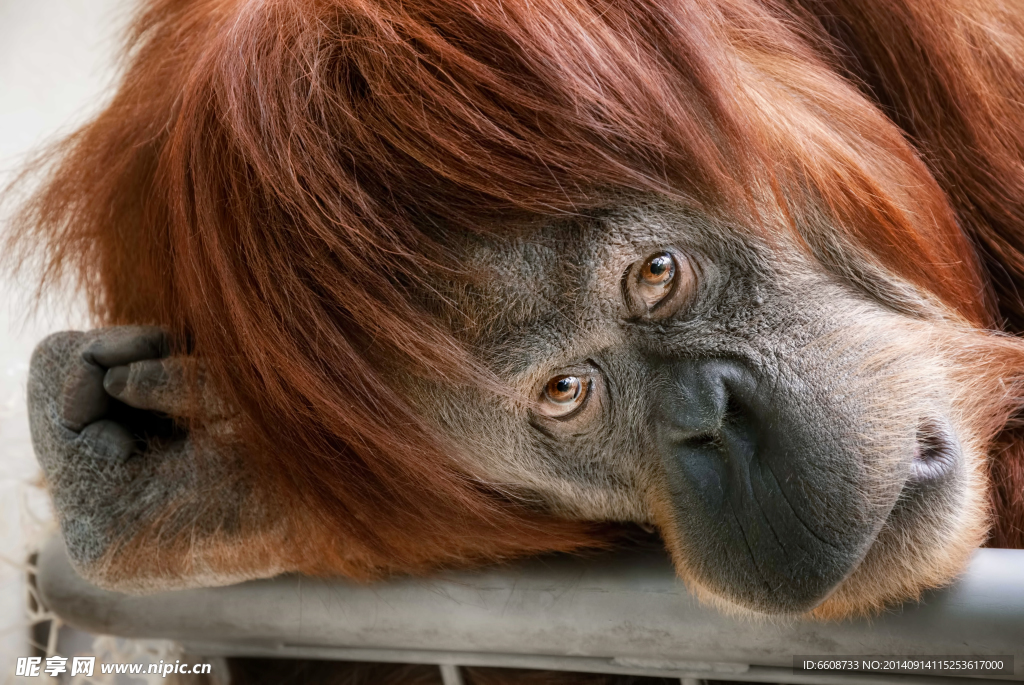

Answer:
[27,204,985,614]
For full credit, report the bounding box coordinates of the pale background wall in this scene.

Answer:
[0,0,131,673]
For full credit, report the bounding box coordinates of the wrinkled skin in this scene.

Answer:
[29,205,998,616]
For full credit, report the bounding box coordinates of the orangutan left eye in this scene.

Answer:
[637,252,676,307]
[624,250,695,317]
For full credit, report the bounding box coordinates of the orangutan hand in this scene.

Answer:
[27,326,289,592]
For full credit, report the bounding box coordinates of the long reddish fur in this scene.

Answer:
[5,0,1024,582]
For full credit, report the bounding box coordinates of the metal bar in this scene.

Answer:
[35,537,1024,682]
[439,664,465,685]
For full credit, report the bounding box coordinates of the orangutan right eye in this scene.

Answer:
[538,374,590,419]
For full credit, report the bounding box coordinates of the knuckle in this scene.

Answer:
[29,331,86,376]
[119,359,174,404]
[28,332,88,417]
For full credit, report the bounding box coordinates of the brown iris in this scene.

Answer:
[540,374,588,417]
[641,252,675,285]
[636,251,676,308]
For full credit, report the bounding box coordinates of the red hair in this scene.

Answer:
[6,0,1024,571]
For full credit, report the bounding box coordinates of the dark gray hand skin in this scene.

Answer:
[28,327,286,591]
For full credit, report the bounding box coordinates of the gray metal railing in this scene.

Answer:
[34,537,1024,684]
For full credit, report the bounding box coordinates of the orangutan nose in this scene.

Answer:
[650,358,873,614]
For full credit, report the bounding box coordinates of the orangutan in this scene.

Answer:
[8,0,1024,633]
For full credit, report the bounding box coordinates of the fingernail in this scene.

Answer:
[104,366,129,396]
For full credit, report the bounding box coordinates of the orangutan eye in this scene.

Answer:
[637,252,676,306]
[538,374,590,419]
[624,250,695,317]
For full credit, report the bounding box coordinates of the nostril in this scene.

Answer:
[723,393,744,425]
[910,420,960,484]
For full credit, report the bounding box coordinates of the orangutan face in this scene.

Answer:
[404,204,1001,617]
